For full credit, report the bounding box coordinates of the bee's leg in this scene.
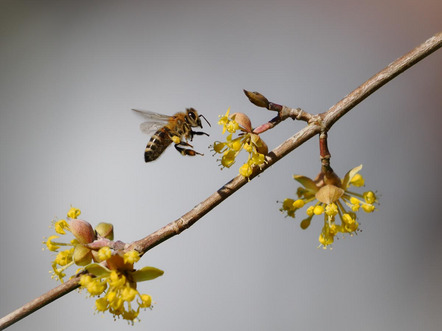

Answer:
[174,142,204,157]
[189,130,209,141]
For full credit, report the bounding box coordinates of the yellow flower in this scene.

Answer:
[350,173,365,187]
[221,150,238,168]
[364,191,376,204]
[97,247,112,261]
[45,207,164,324]
[55,249,73,266]
[67,207,81,219]
[121,286,138,302]
[44,207,99,282]
[45,235,61,251]
[213,141,226,153]
[95,297,108,312]
[54,219,70,234]
[226,119,239,133]
[212,110,268,178]
[218,108,238,134]
[82,260,164,325]
[50,261,67,282]
[80,274,107,296]
[124,250,141,264]
[139,294,152,308]
[239,163,253,177]
[280,165,378,248]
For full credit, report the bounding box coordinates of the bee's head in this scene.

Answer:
[186,108,211,128]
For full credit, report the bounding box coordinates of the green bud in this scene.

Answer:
[73,244,93,266]
[95,222,114,240]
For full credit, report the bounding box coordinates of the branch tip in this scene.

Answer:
[243,89,270,109]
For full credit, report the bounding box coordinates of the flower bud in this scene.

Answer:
[139,294,152,308]
[300,217,311,229]
[293,199,305,209]
[350,174,365,187]
[231,112,252,132]
[95,222,114,240]
[243,90,270,108]
[363,191,376,204]
[73,244,93,266]
[313,205,324,215]
[69,219,95,244]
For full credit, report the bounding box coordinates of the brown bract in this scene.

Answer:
[231,112,252,132]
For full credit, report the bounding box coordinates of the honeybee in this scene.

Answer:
[132,108,210,162]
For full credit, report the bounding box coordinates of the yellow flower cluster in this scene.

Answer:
[79,250,163,325]
[280,165,378,248]
[212,108,268,177]
[43,207,164,324]
[43,207,82,282]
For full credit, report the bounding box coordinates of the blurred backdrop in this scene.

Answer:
[1,1,441,330]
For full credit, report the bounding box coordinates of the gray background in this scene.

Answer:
[1,0,441,330]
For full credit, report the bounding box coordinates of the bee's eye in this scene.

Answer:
[188,111,197,121]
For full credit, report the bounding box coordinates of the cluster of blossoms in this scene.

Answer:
[280,165,378,248]
[43,207,163,324]
[212,108,268,178]
[79,250,163,324]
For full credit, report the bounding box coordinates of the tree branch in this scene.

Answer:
[130,31,442,255]
[1,31,440,330]
[322,32,442,127]
[0,276,81,330]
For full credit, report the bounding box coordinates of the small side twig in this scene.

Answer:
[247,32,442,135]
[244,89,312,134]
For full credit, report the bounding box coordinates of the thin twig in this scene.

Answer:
[1,31,440,330]
[321,32,442,127]
[0,276,81,330]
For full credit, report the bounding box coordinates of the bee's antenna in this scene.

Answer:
[199,114,211,127]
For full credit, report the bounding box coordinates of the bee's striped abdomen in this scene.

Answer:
[144,128,172,162]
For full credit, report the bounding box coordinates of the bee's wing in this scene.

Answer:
[139,121,166,135]
[132,109,172,121]
[132,109,171,135]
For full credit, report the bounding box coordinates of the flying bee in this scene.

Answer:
[132,108,211,162]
